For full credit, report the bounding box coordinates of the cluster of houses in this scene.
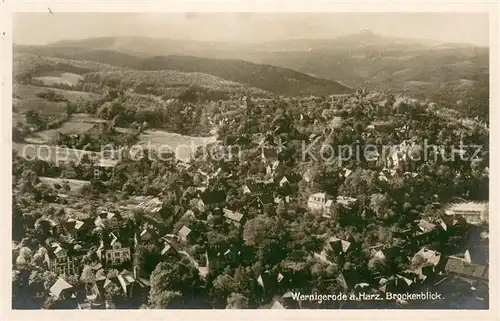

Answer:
[307,192,358,218]
[40,142,488,307]
[36,205,185,308]
[19,92,489,309]
[275,224,488,308]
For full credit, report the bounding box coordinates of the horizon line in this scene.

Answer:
[13,31,489,48]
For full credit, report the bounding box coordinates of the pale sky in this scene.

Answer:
[13,13,489,46]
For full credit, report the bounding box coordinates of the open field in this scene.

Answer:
[14,84,101,104]
[137,129,218,162]
[13,52,120,82]
[13,84,101,118]
[33,71,83,87]
[39,176,91,194]
[24,113,107,144]
[69,113,107,124]
[24,122,94,144]
[12,98,68,116]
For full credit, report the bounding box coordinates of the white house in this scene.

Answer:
[279,176,290,187]
[178,226,192,242]
[105,233,131,266]
[105,241,131,266]
[444,202,489,225]
[307,192,334,215]
[336,195,357,207]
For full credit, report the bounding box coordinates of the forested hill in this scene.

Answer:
[15,33,488,121]
[14,45,352,97]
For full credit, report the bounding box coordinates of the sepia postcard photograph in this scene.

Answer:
[2,1,499,320]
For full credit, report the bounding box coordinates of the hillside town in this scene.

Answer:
[12,88,489,309]
[10,10,492,312]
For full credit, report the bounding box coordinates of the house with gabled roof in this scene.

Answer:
[322,237,351,258]
[95,268,107,285]
[378,274,413,293]
[242,184,254,195]
[210,168,223,180]
[104,232,131,267]
[103,277,120,294]
[444,251,488,280]
[279,176,290,187]
[417,219,437,234]
[223,208,245,227]
[49,277,76,300]
[274,195,292,206]
[336,195,357,207]
[178,226,192,243]
[199,190,227,212]
[161,242,175,256]
[341,167,353,179]
[370,248,386,262]
[408,247,442,281]
[62,218,89,240]
[308,192,330,213]
[134,196,166,216]
[313,252,336,266]
[444,201,489,225]
[391,226,413,241]
[117,270,136,297]
[249,193,274,213]
[378,171,389,182]
[45,243,80,276]
[271,300,286,309]
[137,225,157,243]
[336,269,362,292]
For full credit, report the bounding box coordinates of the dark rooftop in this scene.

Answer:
[201,190,227,205]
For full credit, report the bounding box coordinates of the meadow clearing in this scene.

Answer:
[14,84,101,104]
[24,113,107,144]
[32,71,84,87]
[137,129,218,162]
[13,97,68,116]
[39,176,91,194]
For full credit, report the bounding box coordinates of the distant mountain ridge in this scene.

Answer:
[14,32,488,106]
[14,44,352,96]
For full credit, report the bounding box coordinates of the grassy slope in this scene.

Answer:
[13,52,119,82]
[14,84,101,104]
